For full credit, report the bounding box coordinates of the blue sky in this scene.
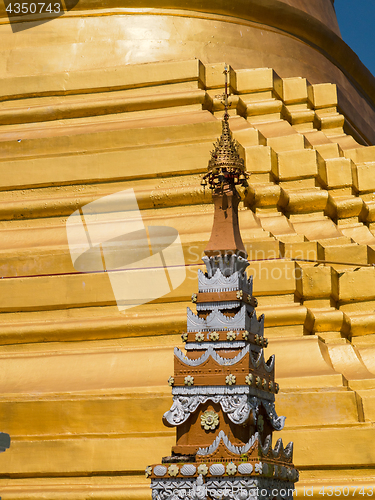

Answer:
[335,0,375,77]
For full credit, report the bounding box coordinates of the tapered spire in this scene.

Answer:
[147,65,298,500]
[201,65,249,259]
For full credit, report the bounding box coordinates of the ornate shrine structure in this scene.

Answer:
[147,70,299,500]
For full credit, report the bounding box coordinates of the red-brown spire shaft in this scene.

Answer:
[204,183,246,258]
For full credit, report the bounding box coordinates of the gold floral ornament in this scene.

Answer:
[275,382,280,394]
[269,381,274,392]
[191,293,197,303]
[168,464,179,477]
[256,376,261,388]
[168,376,175,386]
[197,464,208,476]
[181,333,188,342]
[242,330,249,341]
[257,415,264,433]
[210,331,220,341]
[226,374,236,386]
[184,375,194,386]
[226,462,237,475]
[145,466,152,478]
[227,330,236,341]
[236,290,243,299]
[245,373,253,386]
[195,332,205,342]
[262,378,267,390]
[201,410,219,431]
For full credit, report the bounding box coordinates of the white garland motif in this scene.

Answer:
[174,345,250,367]
[220,395,255,424]
[197,430,258,456]
[163,393,284,431]
[163,394,260,426]
[175,345,274,374]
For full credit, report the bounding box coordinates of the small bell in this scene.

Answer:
[201,178,207,187]
[239,173,246,181]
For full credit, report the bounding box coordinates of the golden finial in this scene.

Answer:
[223,63,229,119]
[201,64,249,191]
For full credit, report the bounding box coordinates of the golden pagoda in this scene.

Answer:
[0,0,375,498]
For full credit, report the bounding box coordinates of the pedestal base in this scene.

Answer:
[151,476,295,500]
